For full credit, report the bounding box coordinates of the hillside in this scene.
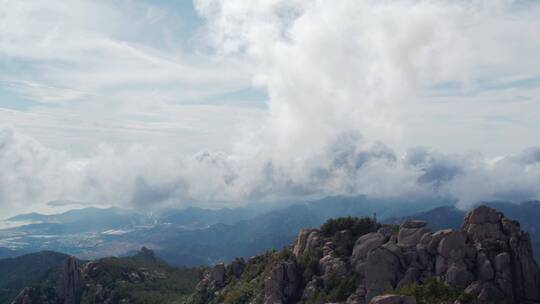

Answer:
[10,248,201,304]
[0,251,69,304]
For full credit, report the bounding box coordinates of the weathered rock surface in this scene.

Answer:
[184,205,540,304]
[264,261,301,304]
[292,228,322,257]
[63,256,82,304]
[397,220,430,248]
[369,294,416,304]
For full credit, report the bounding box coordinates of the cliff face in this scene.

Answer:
[189,206,540,304]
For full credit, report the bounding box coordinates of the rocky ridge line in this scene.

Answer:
[192,205,540,304]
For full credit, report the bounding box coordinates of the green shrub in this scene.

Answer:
[395,279,475,304]
[320,217,378,238]
[325,273,359,302]
[320,216,379,256]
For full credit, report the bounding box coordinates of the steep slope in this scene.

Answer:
[188,206,540,304]
[0,251,69,304]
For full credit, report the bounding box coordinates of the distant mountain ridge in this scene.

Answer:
[2,197,540,267]
[0,196,450,265]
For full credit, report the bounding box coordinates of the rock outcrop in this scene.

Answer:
[461,206,540,303]
[62,256,82,304]
[292,228,322,256]
[188,205,540,304]
[264,261,301,304]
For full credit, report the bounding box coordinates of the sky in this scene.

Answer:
[1,0,540,216]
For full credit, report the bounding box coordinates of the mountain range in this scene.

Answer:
[1,197,539,267]
[0,196,452,265]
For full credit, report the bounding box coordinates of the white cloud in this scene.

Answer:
[196,0,540,156]
[0,0,264,156]
[1,1,540,214]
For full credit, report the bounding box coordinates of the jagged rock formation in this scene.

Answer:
[265,261,301,304]
[461,206,540,303]
[10,247,200,304]
[188,205,540,304]
[62,256,82,304]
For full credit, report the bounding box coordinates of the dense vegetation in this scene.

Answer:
[320,216,380,256]
[395,279,475,304]
[0,251,68,304]
[79,255,201,304]
[0,250,202,304]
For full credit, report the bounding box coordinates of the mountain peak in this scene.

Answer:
[189,205,540,304]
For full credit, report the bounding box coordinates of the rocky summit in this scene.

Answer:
[188,206,540,304]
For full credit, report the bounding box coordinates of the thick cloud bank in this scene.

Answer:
[1,0,540,215]
[1,126,540,215]
[195,0,540,156]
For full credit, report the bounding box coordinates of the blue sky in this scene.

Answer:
[0,0,268,155]
[1,0,540,215]
[1,0,539,156]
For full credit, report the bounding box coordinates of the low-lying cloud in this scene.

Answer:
[2,126,540,216]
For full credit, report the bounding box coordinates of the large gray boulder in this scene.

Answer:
[397,220,430,248]
[437,230,468,259]
[365,247,401,303]
[352,232,388,265]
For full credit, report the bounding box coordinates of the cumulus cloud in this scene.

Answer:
[195,0,540,156]
[1,0,540,215]
[2,124,540,216]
